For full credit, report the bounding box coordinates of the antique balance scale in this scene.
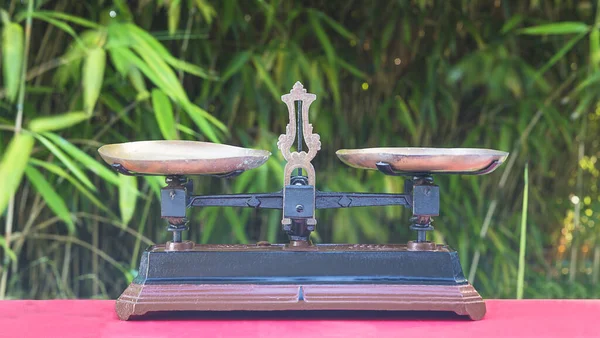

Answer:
[98,82,508,321]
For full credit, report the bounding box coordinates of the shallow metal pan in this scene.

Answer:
[336,147,508,175]
[98,141,271,175]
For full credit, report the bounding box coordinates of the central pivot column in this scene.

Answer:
[407,175,439,251]
[161,176,194,251]
[278,82,321,245]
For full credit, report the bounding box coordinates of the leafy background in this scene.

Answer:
[0,0,599,300]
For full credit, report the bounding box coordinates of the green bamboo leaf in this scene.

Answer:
[221,0,234,33]
[29,111,89,132]
[54,30,103,89]
[396,97,417,140]
[309,11,336,65]
[518,22,589,35]
[337,57,367,79]
[108,31,225,138]
[251,56,280,101]
[572,71,600,93]
[176,123,201,138]
[0,133,35,214]
[152,89,177,140]
[129,68,150,101]
[313,10,356,40]
[530,32,586,84]
[322,62,341,107]
[167,58,217,80]
[109,47,167,95]
[2,21,23,102]
[28,13,83,45]
[590,29,600,71]
[108,45,132,77]
[381,21,395,50]
[25,165,75,233]
[224,209,249,244]
[143,176,164,199]
[220,51,252,83]
[168,0,181,35]
[35,134,96,191]
[83,48,106,114]
[119,175,138,227]
[28,158,111,214]
[501,14,523,34]
[42,132,120,186]
[111,0,133,22]
[181,102,221,143]
[194,0,216,24]
[129,43,188,101]
[199,209,218,244]
[0,236,17,263]
[111,47,219,139]
[257,0,275,41]
[571,92,593,120]
[117,23,216,80]
[33,11,101,29]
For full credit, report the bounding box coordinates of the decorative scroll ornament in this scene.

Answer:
[277,81,321,186]
[278,82,320,226]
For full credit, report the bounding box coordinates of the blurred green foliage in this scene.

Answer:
[0,0,599,300]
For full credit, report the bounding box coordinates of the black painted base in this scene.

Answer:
[133,243,468,286]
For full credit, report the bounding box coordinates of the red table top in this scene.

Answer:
[0,299,598,338]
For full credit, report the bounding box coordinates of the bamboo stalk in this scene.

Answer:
[468,72,577,284]
[569,132,585,283]
[593,245,600,285]
[0,0,34,300]
[517,163,529,299]
[92,205,98,296]
[130,186,154,271]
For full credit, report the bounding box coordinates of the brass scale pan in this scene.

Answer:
[99,140,508,176]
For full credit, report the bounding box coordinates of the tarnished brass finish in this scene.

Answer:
[336,147,508,174]
[278,82,321,227]
[98,140,270,175]
[164,240,195,251]
[407,240,437,251]
[277,81,321,184]
[115,283,485,321]
[106,82,501,322]
[288,240,313,248]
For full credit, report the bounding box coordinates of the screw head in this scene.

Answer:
[296,204,304,212]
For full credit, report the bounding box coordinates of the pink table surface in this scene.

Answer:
[0,299,598,338]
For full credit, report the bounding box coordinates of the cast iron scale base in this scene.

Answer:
[98,82,508,321]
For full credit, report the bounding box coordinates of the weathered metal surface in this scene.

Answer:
[116,282,485,321]
[104,82,504,322]
[98,140,270,175]
[133,243,462,283]
[278,82,320,227]
[336,147,508,174]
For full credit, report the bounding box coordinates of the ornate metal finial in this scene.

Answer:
[291,81,306,93]
[277,82,320,226]
[277,82,320,180]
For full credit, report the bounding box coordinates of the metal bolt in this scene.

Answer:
[169,190,176,200]
[173,230,182,243]
[296,204,304,213]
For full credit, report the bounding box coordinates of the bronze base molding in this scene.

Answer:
[116,243,485,321]
[116,282,485,321]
